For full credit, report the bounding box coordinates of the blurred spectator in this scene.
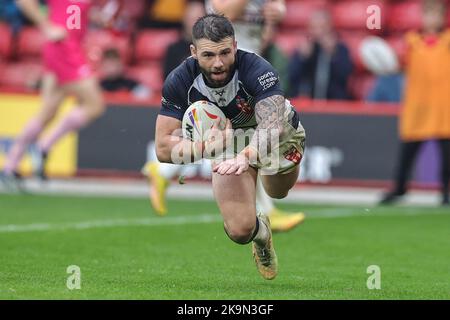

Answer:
[380,0,450,206]
[287,9,354,100]
[163,0,205,79]
[138,0,186,29]
[90,0,133,36]
[100,48,151,99]
[360,36,405,103]
[206,0,285,55]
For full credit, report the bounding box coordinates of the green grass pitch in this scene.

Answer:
[0,193,449,299]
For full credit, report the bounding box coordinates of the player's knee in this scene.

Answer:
[84,103,104,121]
[37,109,57,126]
[97,101,106,115]
[224,223,255,245]
[225,229,253,244]
[84,89,105,119]
[91,100,105,118]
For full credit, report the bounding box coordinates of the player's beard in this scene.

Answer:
[200,64,234,88]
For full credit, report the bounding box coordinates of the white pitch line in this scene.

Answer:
[0,208,448,234]
[0,214,223,234]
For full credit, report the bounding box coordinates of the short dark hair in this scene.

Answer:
[192,14,234,43]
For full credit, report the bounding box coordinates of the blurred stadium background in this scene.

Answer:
[0,0,449,299]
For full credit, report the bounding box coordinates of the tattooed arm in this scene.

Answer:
[247,94,285,160]
[213,95,286,175]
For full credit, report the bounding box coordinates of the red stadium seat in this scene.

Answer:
[17,27,45,60]
[332,0,386,32]
[0,62,43,90]
[0,23,13,59]
[127,63,163,91]
[281,0,328,29]
[339,32,370,71]
[134,29,179,63]
[84,29,131,67]
[387,1,422,31]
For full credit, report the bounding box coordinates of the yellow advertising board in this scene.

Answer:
[0,94,77,177]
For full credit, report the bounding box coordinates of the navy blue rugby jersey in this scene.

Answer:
[159,49,299,130]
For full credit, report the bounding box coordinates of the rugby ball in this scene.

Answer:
[359,36,399,75]
[182,100,227,142]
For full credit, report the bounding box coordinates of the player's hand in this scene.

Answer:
[42,23,67,42]
[213,153,250,176]
[203,119,233,159]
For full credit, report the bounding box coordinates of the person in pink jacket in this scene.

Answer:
[2,0,105,185]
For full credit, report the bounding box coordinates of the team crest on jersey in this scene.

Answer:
[283,146,302,164]
[236,96,252,114]
[213,89,225,97]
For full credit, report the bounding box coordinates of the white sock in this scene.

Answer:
[256,176,275,216]
[253,216,270,246]
[158,162,183,180]
[147,141,158,162]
